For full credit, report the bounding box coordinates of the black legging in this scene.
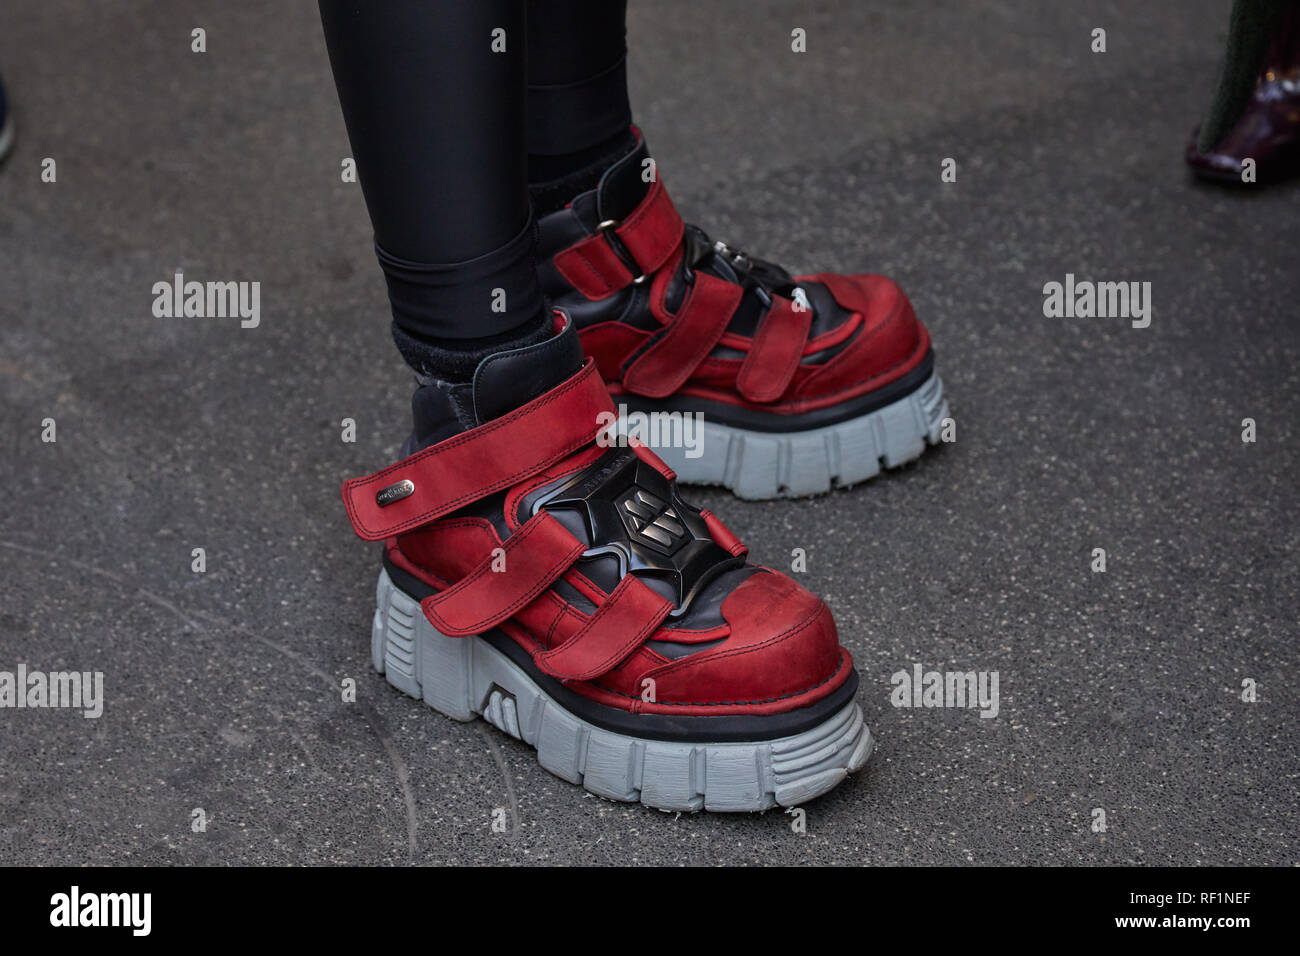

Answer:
[318,0,630,345]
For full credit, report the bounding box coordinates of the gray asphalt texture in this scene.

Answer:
[1,1,1297,866]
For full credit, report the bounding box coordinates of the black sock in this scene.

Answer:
[392,308,552,384]
[529,128,638,214]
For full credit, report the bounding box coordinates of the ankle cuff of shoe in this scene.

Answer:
[392,309,551,383]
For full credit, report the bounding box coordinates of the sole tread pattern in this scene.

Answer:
[646,371,949,499]
[371,570,872,812]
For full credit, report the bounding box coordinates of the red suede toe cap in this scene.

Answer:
[793,272,925,401]
[643,569,850,714]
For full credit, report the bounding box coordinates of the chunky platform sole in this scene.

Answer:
[371,568,873,812]
[627,370,949,500]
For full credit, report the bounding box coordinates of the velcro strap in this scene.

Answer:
[614,179,683,278]
[736,297,813,403]
[622,272,744,398]
[536,574,673,681]
[342,360,613,541]
[701,509,748,559]
[553,178,684,300]
[552,233,634,301]
[421,511,586,637]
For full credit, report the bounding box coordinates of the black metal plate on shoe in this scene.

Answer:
[528,448,741,619]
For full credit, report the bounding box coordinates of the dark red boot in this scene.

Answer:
[1187,3,1300,183]
[343,315,871,811]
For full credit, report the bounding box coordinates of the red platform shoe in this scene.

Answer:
[343,316,871,811]
[536,130,949,499]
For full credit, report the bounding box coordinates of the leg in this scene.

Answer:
[319,0,547,380]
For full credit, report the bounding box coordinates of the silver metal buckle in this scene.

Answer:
[597,218,647,285]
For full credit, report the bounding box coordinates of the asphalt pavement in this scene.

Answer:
[0,0,1296,865]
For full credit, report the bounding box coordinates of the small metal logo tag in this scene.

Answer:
[619,488,686,551]
[376,479,415,507]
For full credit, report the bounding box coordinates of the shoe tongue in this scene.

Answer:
[471,313,585,425]
[594,131,654,224]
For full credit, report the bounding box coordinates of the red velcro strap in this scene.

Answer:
[553,178,684,300]
[536,574,673,681]
[552,233,634,300]
[622,272,744,398]
[613,179,683,279]
[421,511,585,637]
[341,360,613,541]
[630,436,675,481]
[736,298,812,403]
[701,509,748,559]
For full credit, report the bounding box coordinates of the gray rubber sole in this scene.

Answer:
[371,569,873,812]
[644,371,948,499]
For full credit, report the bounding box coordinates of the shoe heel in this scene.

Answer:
[373,569,475,721]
